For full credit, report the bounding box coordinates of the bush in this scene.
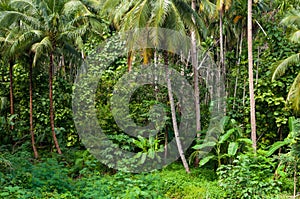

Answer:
[217,153,281,199]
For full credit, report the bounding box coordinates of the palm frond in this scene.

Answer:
[122,0,151,30]
[0,10,39,28]
[10,0,38,14]
[199,0,216,18]
[61,23,89,41]
[280,10,300,27]
[112,0,135,29]
[272,53,300,81]
[10,29,43,55]
[224,0,232,10]
[31,36,52,66]
[150,0,170,27]
[167,1,185,31]
[290,30,300,43]
[286,72,300,111]
[63,0,91,17]
[173,0,207,39]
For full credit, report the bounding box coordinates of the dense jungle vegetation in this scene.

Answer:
[0,0,300,198]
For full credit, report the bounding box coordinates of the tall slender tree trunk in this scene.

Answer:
[233,31,243,110]
[219,9,225,76]
[191,0,201,167]
[218,8,225,112]
[29,63,38,158]
[9,61,14,130]
[49,51,62,154]
[248,0,257,152]
[293,160,297,199]
[164,52,190,173]
[127,51,133,72]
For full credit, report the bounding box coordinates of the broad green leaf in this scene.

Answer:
[192,141,216,150]
[228,142,239,156]
[199,155,215,167]
[220,116,229,129]
[219,129,235,144]
[148,148,155,159]
[140,153,147,164]
[266,141,289,157]
[237,138,253,145]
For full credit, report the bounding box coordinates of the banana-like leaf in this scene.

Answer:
[228,142,239,156]
[237,138,253,145]
[289,117,295,132]
[266,140,289,157]
[199,155,215,167]
[140,153,147,164]
[219,128,235,144]
[192,141,216,150]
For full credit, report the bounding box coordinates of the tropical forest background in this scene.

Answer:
[0,0,300,198]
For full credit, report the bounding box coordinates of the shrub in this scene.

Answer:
[217,153,281,199]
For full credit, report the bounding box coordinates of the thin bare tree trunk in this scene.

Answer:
[164,52,190,173]
[29,63,38,158]
[164,126,168,164]
[127,51,133,72]
[256,46,260,86]
[219,9,225,77]
[233,31,243,110]
[233,69,239,110]
[242,79,246,106]
[191,0,201,167]
[9,61,14,130]
[293,161,297,199]
[248,0,257,152]
[49,51,62,154]
[218,9,225,112]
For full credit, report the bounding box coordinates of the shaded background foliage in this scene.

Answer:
[0,0,300,198]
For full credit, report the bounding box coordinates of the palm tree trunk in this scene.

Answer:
[49,51,62,154]
[29,63,38,158]
[164,52,190,173]
[9,61,14,130]
[248,0,257,152]
[191,0,201,167]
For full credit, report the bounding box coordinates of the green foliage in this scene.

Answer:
[218,153,281,199]
[190,116,250,167]
[159,164,224,199]
[31,158,74,193]
[0,0,299,198]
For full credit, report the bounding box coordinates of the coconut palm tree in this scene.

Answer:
[102,0,208,172]
[102,0,205,70]
[0,0,101,154]
[0,0,16,130]
[0,28,40,158]
[272,9,300,112]
[0,0,41,157]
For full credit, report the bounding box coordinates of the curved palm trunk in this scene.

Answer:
[49,51,62,154]
[29,63,38,158]
[9,61,14,130]
[248,0,257,152]
[164,52,190,173]
[191,0,201,167]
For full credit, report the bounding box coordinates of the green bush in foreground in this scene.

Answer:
[218,153,281,199]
